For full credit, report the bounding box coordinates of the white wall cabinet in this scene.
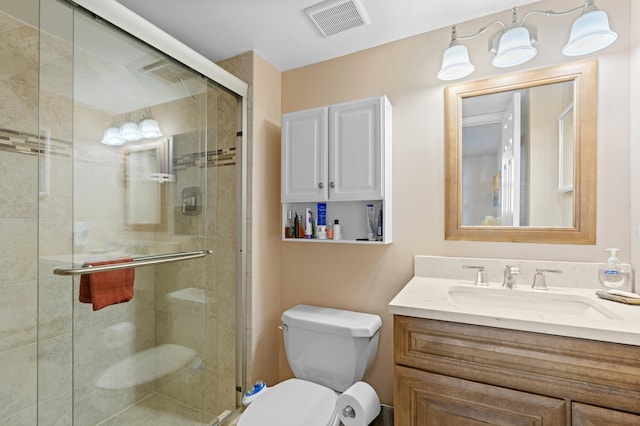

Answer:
[281,95,392,244]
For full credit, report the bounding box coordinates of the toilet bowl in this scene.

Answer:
[238,305,382,426]
[238,378,339,426]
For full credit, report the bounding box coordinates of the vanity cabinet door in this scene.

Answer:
[572,403,640,426]
[395,365,567,426]
[281,106,328,202]
[328,96,387,201]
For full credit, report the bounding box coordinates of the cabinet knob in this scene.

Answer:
[318,182,324,189]
[330,182,335,188]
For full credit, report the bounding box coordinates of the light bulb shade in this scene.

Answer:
[562,10,617,56]
[120,122,142,142]
[101,127,125,146]
[139,119,163,138]
[437,44,475,81]
[492,26,537,68]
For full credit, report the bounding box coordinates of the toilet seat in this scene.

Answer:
[238,378,339,426]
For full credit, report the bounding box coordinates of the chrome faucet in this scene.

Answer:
[531,268,562,290]
[463,265,488,286]
[503,265,520,289]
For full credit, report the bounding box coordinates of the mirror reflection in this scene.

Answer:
[461,80,574,228]
[124,137,174,228]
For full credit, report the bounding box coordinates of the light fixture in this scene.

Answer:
[437,0,617,81]
[492,8,537,68]
[562,1,617,56]
[437,26,475,81]
[492,26,537,68]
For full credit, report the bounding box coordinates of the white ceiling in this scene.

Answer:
[115,0,540,72]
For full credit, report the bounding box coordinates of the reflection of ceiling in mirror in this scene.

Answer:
[463,91,515,119]
[462,91,518,157]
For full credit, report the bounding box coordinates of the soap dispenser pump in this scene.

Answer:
[598,248,631,289]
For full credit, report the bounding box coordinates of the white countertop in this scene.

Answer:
[389,276,640,346]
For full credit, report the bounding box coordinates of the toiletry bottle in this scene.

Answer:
[327,224,334,240]
[366,204,375,241]
[317,203,327,227]
[305,208,313,239]
[333,219,341,241]
[293,212,299,238]
[376,206,383,241]
[598,248,632,289]
[298,213,305,238]
[285,211,295,238]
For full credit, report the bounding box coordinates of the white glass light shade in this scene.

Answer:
[562,10,617,56]
[139,119,163,138]
[437,44,475,81]
[492,26,537,68]
[101,127,125,146]
[120,122,142,142]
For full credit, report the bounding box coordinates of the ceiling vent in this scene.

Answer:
[304,0,370,38]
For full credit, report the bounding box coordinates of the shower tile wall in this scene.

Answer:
[0,6,41,424]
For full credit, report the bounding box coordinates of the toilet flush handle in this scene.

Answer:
[278,323,288,331]
[342,405,356,419]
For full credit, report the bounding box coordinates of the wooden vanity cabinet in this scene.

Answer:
[394,316,640,426]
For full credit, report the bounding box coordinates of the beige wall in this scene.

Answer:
[248,52,283,388]
[631,0,640,286]
[278,0,632,405]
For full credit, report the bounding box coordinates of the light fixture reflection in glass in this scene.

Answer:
[120,122,142,142]
[492,26,537,68]
[562,9,617,56]
[139,119,163,138]
[101,127,126,146]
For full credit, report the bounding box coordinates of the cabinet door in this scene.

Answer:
[329,96,387,201]
[281,107,328,202]
[573,403,640,426]
[395,366,567,426]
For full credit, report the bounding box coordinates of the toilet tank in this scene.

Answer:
[280,305,382,392]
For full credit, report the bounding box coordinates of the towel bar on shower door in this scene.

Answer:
[52,249,213,276]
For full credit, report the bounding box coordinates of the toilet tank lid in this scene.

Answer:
[281,305,382,337]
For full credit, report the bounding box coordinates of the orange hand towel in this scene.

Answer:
[79,257,135,311]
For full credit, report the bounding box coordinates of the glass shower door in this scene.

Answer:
[36,0,242,423]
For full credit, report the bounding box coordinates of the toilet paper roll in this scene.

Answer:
[102,321,136,349]
[337,381,381,426]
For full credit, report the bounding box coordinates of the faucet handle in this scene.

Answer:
[532,268,562,290]
[463,265,489,286]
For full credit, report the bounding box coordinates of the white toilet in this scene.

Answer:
[238,304,382,426]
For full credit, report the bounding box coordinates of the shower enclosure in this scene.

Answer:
[0,0,247,424]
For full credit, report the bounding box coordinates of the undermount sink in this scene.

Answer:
[447,285,622,321]
[388,276,639,345]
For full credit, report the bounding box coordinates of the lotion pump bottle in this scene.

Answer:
[598,248,632,290]
[333,219,341,241]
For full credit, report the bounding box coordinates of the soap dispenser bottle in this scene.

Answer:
[598,248,632,290]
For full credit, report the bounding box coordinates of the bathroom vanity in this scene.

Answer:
[389,256,640,425]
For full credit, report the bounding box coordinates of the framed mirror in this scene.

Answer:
[445,60,597,244]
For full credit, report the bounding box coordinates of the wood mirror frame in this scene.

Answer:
[445,60,597,244]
